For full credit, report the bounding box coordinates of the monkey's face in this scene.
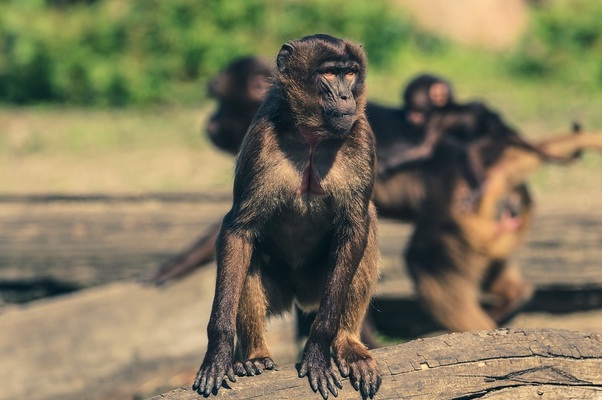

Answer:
[316,60,360,135]
[403,73,454,126]
[205,57,272,154]
[276,34,367,137]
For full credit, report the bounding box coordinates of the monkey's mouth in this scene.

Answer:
[324,112,356,134]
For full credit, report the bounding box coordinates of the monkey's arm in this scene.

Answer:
[378,125,442,178]
[193,211,254,396]
[299,209,371,377]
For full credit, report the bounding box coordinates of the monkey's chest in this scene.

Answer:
[296,161,325,196]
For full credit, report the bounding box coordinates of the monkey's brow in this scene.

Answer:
[317,61,358,73]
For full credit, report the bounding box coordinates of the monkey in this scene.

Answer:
[145,58,272,286]
[148,57,594,337]
[146,68,430,285]
[405,127,602,332]
[192,35,382,399]
[378,74,577,193]
[206,56,272,155]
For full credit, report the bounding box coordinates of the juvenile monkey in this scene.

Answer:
[193,34,381,399]
[379,74,575,190]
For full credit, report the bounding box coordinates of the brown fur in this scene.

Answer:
[192,35,381,399]
[381,74,576,190]
[406,129,602,331]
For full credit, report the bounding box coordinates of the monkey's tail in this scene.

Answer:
[141,221,220,286]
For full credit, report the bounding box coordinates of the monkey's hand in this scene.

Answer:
[233,356,276,376]
[192,340,236,396]
[299,342,343,399]
[335,341,382,399]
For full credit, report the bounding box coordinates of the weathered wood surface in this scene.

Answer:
[0,265,296,400]
[151,328,602,400]
[1,196,601,305]
[1,197,602,399]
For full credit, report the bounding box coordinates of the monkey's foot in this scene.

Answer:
[233,357,276,376]
[192,345,236,396]
[299,342,343,399]
[335,339,382,399]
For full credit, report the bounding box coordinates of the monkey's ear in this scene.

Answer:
[247,73,270,102]
[277,43,294,73]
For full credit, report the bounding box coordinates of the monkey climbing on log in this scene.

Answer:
[192,35,381,399]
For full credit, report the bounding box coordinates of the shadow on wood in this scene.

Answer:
[372,281,602,339]
[151,328,602,400]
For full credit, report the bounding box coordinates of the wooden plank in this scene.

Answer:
[150,329,602,400]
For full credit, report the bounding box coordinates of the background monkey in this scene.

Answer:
[379,73,576,189]
[193,35,381,399]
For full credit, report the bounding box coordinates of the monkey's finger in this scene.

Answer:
[299,362,309,378]
[337,361,350,377]
[233,362,246,376]
[244,360,256,376]
[309,372,319,393]
[349,365,360,391]
[227,366,237,382]
[203,374,215,396]
[193,370,206,392]
[373,374,382,396]
[263,358,276,370]
[252,360,265,374]
[317,377,329,399]
[325,375,339,398]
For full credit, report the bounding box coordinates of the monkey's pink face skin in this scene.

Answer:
[429,82,450,108]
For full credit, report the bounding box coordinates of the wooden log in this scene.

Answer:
[151,328,602,400]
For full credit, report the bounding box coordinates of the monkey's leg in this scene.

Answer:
[233,270,286,376]
[332,215,382,399]
[413,269,497,332]
[483,261,534,325]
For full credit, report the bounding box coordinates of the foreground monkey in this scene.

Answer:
[193,35,381,399]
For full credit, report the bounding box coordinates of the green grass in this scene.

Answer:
[1,50,601,197]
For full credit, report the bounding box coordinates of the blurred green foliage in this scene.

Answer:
[1,0,601,106]
[0,0,446,106]
[507,0,602,88]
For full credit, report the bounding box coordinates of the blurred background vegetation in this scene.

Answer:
[2,0,602,106]
[0,0,601,194]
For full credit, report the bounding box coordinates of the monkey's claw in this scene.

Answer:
[233,357,276,376]
[192,352,236,396]
[337,354,381,399]
[299,345,343,399]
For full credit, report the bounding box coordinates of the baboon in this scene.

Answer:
[147,69,426,285]
[149,59,595,336]
[192,35,381,399]
[407,128,602,331]
[379,73,576,190]
[206,56,272,155]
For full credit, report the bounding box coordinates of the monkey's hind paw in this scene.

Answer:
[337,354,381,399]
[233,357,276,376]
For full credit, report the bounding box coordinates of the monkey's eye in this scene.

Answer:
[345,71,356,80]
[322,69,336,80]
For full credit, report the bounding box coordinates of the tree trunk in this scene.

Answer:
[151,328,602,400]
